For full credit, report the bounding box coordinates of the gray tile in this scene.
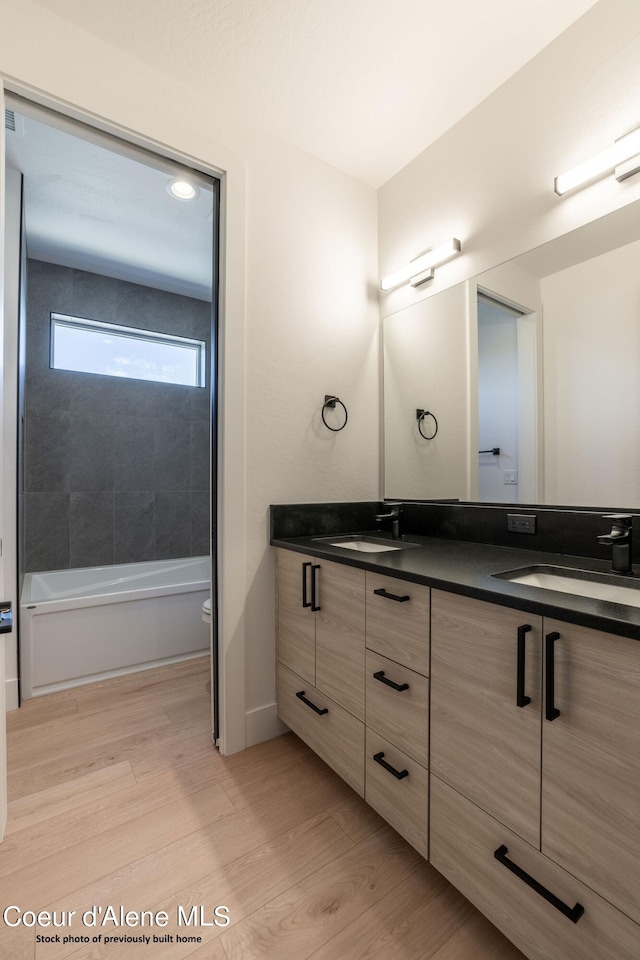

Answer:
[70,492,114,568]
[69,374,119,416]
[25,319,52,375]
[24,411,72,492]
[24,493,70,572]
[114,417,155,492]
[190,420,211,491]
[115,492,155,564]
[70,413,115,492]
[189,387,211,421]
[190,491,211,557]
[111,378,159,418]
[154,420,190,491]
[27,260,74,325]
[153,386,193,420]
[25,371,72,414]
[154,491,190,559]
[71,269,118,323]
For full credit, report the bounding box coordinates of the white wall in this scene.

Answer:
[379,0,640,320]
[383,285,468,499]
[542,237,640,506]
[0,1,379,752]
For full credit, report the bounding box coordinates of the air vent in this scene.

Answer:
[5,109,15,131]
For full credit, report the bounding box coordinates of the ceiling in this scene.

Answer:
[34,0,599,188]
[5,111,214,300]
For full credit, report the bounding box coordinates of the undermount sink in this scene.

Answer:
[314,535,418,554]
[493,564,640,608]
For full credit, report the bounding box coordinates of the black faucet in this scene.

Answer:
[597,514,633,574]
[375,502,402,540]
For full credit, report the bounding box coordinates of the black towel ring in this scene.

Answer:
[416,408,438,440]
[322,395,348,432]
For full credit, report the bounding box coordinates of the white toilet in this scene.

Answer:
[202,597,211,625]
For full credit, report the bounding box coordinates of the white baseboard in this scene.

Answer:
[245,701,288,748]
[5,678,19,712]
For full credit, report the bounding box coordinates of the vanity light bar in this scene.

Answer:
[380,238,461,292]
[554,125,640,196]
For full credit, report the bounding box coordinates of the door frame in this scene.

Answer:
[466,277,543,503]
[0,79,248,778]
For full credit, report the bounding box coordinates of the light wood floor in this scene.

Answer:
[1,658,525,960]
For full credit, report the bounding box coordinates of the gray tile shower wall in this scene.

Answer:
[24,260,212,571]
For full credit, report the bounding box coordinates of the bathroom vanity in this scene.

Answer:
[271,504,640,960]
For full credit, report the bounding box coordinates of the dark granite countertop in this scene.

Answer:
[271,531,640,641]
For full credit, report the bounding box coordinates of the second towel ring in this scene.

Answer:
[322,395,348,432]
[416,408,438,440]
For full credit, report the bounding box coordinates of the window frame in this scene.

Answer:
[49,312,207,388]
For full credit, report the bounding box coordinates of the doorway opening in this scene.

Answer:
[476,290,538,504]
[3,95,220,741]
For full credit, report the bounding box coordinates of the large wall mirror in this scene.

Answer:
[383,199,640,508]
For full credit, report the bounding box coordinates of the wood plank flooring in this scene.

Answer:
[1,658,525,960]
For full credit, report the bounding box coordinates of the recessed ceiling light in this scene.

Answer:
[167,178,199,201]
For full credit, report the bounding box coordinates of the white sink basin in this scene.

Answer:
[494,565,640,608]
[315,535,418,553]
[328,539,402,553]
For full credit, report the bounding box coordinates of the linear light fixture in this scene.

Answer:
[380,238,461,292]
[554,125,640,196]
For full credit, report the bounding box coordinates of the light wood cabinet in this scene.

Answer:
[430,590,640,956]
[278,662,364,795]
[275,548,366,796]
[365,572,430,675]
[275,547,366,720]
[431,589,542,847]
[365,729,428,856]
[541,619,640,926]
[431,776,639,960]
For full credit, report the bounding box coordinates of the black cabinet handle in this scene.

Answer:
[516,624,532,708]
[296,690,328,715]
[545,631,561,721]
[373,588,410,603]
[301,562,312,609]
[373,751,409,780]
[494,845,584,923]
[311,564,321,612]
[373,670,409,692]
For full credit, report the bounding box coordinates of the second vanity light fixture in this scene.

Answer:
[554,125,640,195]
[380,238,461,292]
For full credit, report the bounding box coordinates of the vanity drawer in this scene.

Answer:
[365,650,429,767]
[365,573,430,675]
[365,729,428,857]
[430,775,640,960]
[277,662,364,796]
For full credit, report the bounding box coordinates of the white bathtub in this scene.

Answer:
[20,556,211,699]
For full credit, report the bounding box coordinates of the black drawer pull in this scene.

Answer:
[373,751,409,780]
[494,845,584,923]
[302,562,312,609]
[516,624,532,708]
[373,670,409,692]
[545,631,561,721]
[296,691,328,715]
[311,564,321,612]
[373,588,410,603]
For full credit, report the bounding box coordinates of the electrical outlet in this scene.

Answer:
[507,514,537,535]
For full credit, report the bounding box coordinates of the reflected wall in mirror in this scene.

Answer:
[383,199,640,508]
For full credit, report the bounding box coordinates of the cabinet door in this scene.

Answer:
[542,619,640,925]
[315,560,365,719]
[275,548,316,684]
[431,590,542,847]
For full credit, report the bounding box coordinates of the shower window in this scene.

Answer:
[50,314,206,387]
